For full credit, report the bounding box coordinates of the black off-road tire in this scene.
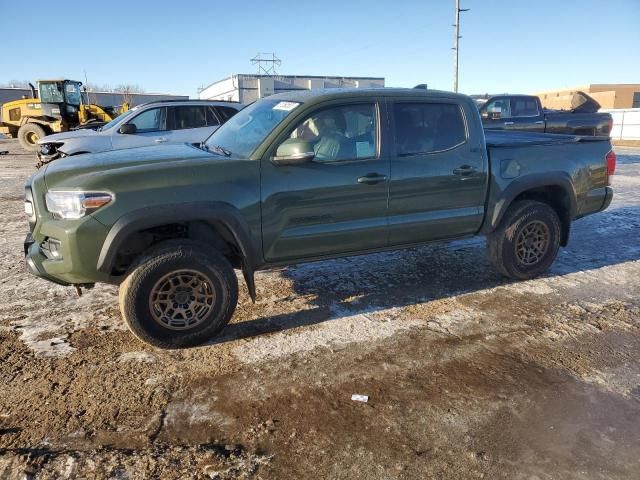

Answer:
[18,123,46,151]
[119,242,238,349]
[487,200,561,280]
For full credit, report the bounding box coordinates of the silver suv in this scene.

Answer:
[37,100,242,163]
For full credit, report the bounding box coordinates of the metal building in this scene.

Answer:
[198,74,385,103]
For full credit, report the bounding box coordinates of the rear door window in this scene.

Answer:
[393,103,466,155]
[169,106,208,130]
[511,98,539,117]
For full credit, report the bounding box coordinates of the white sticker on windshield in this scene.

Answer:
[273,101,300,112]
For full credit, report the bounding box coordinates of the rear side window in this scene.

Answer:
[169,106,207,130]
[394,103,466,156]
[206,107,220,127]
[215,106,239,122]
[511,98,539,117]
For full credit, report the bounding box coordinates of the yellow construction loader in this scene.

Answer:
[0,79,128,151]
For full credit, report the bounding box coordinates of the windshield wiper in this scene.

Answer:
[208,144,232,157]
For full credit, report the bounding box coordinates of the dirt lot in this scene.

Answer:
[0,138,638,479]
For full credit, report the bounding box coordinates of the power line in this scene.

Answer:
[452,0,469,93]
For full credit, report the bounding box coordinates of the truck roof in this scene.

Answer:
[269,87,468,104]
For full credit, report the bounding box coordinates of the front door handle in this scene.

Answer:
[154,137,168,143]
[504,121,515,126]
[357,173,387,185]
[453,165,477,176]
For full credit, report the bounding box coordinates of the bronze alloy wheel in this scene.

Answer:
[515,220,550,266]
[148,269,216,330]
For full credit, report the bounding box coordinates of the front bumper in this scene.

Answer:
[24,216,112,286]
[24,233,70,286]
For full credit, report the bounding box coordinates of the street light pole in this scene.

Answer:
[453,0,469,93]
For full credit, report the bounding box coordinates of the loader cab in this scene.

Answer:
[38,80,83,124]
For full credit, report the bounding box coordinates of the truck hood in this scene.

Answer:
[38,128,101,144]
[43,143,211,187]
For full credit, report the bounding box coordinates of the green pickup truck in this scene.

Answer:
[24,88,616,348]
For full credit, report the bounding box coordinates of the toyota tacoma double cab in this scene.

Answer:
[24,88,616,348]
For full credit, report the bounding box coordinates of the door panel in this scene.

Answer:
[111,107,170,149]
[260,102,390,262]
[389,101,487,244]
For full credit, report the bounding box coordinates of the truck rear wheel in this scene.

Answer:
[487,200,561,280]
[119,242,238,349]
[18,123,47,151]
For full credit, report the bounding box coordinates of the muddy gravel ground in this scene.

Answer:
[0,138,638,479]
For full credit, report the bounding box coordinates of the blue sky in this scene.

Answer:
[1,0,638,96]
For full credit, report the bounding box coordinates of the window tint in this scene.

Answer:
[215,106,239,122]
[394,103,466,156]
[129,107,165,131]
[288,104,377,162]
[511,97,539,117]
[170,106,207,130]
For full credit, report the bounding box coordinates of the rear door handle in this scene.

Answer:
[453,165,477,176]
[154,137,168,143]
[504,121,515,126]
[535,121,544,125]
[357,173,387,185]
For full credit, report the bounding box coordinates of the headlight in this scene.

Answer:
[39,143,60,155]
[45,191,113,219]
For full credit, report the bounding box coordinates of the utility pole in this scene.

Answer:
[453,0,469,92]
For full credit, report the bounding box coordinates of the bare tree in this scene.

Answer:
[0,79,31,88]
[114,84,145,106]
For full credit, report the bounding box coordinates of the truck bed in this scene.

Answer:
[484,130,610,148]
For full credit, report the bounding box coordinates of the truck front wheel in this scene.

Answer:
[119,242,238,348]
[487,200,561,280]
[18,123,47,151]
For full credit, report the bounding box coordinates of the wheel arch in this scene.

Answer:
[97,202,260,300]
[482,172,577,246]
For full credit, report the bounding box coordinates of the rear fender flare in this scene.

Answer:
[481,172,577,234]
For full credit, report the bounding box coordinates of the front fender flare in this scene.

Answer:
[96,202,261,275]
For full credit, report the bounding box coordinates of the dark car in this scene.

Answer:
[480,92,612,136]
[24,88,615,348]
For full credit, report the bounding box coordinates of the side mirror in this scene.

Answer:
[118,123,137,134]
[272,138,315,166]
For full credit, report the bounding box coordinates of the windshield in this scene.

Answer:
[39,82,64,103]
[99,107,139,131]
[204,99,301,158]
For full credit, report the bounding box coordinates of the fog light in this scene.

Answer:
[49,239,62,259]
[41,238,63,260]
